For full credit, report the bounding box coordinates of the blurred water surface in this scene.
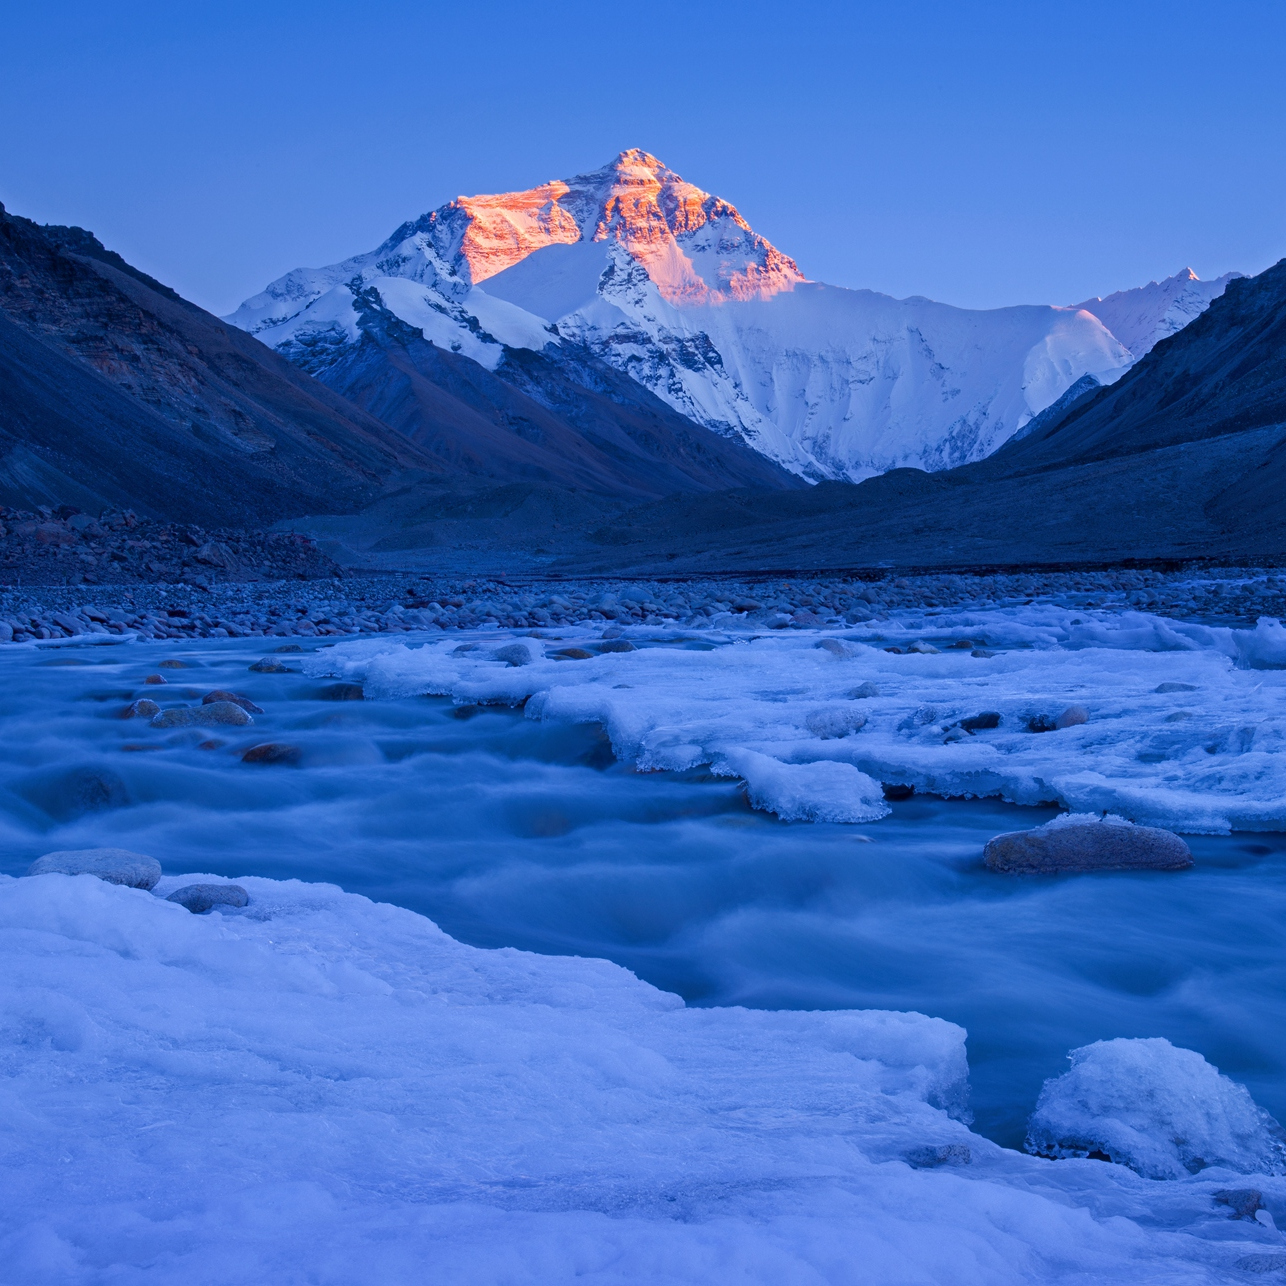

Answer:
[2,636,1282,1148]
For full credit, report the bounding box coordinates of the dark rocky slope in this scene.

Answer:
[286,288,802,498]
[541,259,1286,575]
[0,203,441,527]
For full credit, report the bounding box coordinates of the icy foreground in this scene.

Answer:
[4,872,1286,1285]
[306,605,1286,833]
[227,152,1235,481]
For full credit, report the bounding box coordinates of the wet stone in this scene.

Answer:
[241,742,302,766]
[123,698,161,719]
[596,640,636,654]
[150,701,252,729]
[492,643,533,666]
[318,682,365,701]
[985,817,1194,874]
[249,658,293,673]
[203,689,264,714]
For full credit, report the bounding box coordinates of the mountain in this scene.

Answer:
[0,199,795,533]
[230,151,1232,484]
[0,202,438,527]
[534,257,1286,574]
[1070,268,1239,360]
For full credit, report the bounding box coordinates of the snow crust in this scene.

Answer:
[1028,1038,1286,1180]
[225,154,1233,483]
[4,871,1285,1283]
[303,606,1286,834]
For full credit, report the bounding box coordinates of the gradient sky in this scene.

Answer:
[2,0,1283,316]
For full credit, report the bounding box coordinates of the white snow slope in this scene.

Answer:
[6,870,1286,1284]
[227,151,1236,482]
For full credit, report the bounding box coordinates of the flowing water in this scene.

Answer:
[3,636,1284,1148]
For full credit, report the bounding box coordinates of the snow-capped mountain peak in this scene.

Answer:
[1071,267,1241,360]
[404,149,805,305]
[227,154,1237,484]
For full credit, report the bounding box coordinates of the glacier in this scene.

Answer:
[227,151,1236,481]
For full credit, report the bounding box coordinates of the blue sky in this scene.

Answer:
[2,0,1283,315]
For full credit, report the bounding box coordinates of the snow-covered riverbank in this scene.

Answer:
[5,870,1286,1284]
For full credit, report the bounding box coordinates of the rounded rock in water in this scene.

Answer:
[805,706,868,739]
[984,815,1192,874]
[28,847,162,889]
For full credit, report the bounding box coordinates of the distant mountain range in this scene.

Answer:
[229,150,1238,483]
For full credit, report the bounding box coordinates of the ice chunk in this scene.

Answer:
[1026,1037,1286,1179]
[715,748,888,823]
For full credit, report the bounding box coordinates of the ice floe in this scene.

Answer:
[304,604,1286,833]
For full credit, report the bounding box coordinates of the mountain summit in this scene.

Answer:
[229,154,1237,482]
[411,150,805,304]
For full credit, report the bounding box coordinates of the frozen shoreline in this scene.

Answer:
[5,869,1286,1284]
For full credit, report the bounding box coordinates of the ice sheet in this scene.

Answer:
[305,606,1286,833]
[4,872,1284,1283]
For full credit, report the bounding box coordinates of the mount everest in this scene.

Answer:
[228,150,1237,483]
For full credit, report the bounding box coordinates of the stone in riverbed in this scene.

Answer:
[157,659,187,669]
[1055,705,1089,729]
[203,689,264,714]
[985,815,1193,874]
[317,682,365,701]
[143,674,167,685]
[551,647,594,660]
[150,701,252,728]
[166,882,248,913]
[241,742,302,765]
[122,698,161,719]
[28,847,161,889]
[596,639,635,653]
[848,681,880,699]
[249,658,293,673]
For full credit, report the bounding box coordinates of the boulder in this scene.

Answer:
[958,711,1001,733]
[166,882,249,913]
[150,701,252,729]
[122,698,161,719]
[143,674,168,685]
[848,681,880,699]
[249,658,292,673]
[985,815,1193,874]
[492,643,533,666]
[1156,682,1198,693]
[1055,705,1089,729]
[815,639,849,657]
[28,847,161,889]
[907,640,940,654]
[551,647,594,660]
[597,639,635,653]
[203,689,264,714]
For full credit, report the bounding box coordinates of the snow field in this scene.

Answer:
[3,871,1285,1284]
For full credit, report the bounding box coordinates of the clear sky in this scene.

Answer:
[2,0,1283,316]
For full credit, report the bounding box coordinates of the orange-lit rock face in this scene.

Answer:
[424,150,804,306]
